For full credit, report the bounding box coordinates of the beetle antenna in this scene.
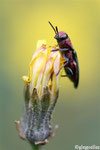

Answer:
[48,21,56,34]
[55,26,58,33]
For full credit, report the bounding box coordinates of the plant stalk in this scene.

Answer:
[30,142,40,150]
[33,145,40,150]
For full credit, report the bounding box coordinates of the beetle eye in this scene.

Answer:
[61,34,67,38]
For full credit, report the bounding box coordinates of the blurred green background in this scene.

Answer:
[0,0,100,150]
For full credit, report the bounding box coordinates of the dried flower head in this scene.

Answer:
[15,40,65,146]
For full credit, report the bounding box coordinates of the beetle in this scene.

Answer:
[48,21,79,88]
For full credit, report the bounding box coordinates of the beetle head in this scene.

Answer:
[48,21,68,43]
[55,31,68,43]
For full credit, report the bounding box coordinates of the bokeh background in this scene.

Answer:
[0,0,100,150]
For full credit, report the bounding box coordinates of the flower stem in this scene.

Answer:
[30,143,40,150]
[33,145,40,150]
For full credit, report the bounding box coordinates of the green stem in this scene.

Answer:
[33,145,40,150]
[30,142,40,150]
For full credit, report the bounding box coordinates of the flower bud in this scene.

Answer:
[15,40,64,145]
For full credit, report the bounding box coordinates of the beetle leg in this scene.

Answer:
[66,67,73,76]
[67,67,73,75]
[63,53,69,62]
[56,61,68,76]
[51,48,69,52]
[61,67,73,77]
[51,49,59,52]
[61,75,70,77]
[59,48,69,51]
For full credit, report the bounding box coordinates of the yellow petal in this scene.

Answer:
[51,53,61,96]
[28,44,47,83]
[22,41,63,99]
[22,76,30,83]
[42,51,58,88]
[36,40,46,49]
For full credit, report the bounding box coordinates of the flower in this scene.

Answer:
[15,40,65,146]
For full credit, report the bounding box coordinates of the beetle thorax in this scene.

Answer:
[58,31,67,38]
